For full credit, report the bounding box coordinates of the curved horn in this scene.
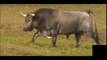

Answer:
[19,11,27,17]
[29,12,35,16]
[31,13,35,16]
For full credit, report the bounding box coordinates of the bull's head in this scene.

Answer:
[20,11,36,31]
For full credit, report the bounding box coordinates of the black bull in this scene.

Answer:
[22,8,100,47]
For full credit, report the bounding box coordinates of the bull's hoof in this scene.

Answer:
[76,46,79,48]
[31,40,35,44]
[76,45,80,48]
[51,45,57,47]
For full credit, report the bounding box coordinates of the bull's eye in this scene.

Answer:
[25,19,31,24]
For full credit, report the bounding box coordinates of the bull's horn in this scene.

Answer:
[46,36,52,39]
[31,13,35,16]
[19,11,27,17]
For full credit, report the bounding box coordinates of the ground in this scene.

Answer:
[0,4,106,56]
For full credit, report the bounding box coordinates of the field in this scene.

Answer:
[0,4,106,56]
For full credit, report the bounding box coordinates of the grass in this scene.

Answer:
[0,4,106,56]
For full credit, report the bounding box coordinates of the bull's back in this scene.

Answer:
[57,11,88,34]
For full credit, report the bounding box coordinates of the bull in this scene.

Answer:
[20,8,100,47]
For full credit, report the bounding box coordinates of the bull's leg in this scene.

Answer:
[51,35,57,47]
[75,33,82,47]
[50,23,59,47]
[32,31,40,43]
[66,34,69,39]
[86,30,100,45]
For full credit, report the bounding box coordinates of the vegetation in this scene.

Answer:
[0,4,106,56]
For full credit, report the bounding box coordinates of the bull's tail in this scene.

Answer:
[86,10,100,45]
[94,16,100,45]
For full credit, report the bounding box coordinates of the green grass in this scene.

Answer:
[0,4,106,56]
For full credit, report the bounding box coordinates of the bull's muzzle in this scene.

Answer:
[23,26,33,31]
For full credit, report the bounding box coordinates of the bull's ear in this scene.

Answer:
[19,11,27,17]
